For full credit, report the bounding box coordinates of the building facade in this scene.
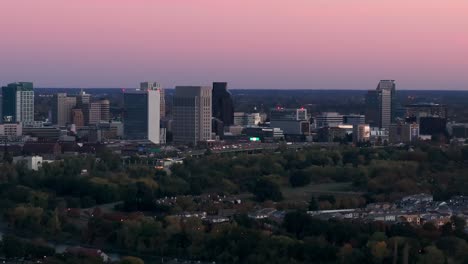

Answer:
[173,86,212,145]
[52,93,77,126]
[315,112,343,128]
[141,82,165,119]
[123,86,161,143]
[212,82,234,137]
[1,82,34,124]
[389,123,420,143]
[365,80,396,129]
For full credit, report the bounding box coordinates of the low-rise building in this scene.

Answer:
[12,155,47,171]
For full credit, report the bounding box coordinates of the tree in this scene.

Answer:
[2,235,25,259]
[308,196,319,211]
[289,170,311,187]
[252,178,283,202]
[417,246,445,264]
[120,256,145,264]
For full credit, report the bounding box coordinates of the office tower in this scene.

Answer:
[124,90,148,140]
[270,108,310,135]
[343,114,365,126]
[76,90,91,108]
[1,82,34,124]
[52,93,77,126]
[212,82,234,137]
[147,88,161,144]
[99,99,110,122]
[315,112,343,128]
[365,80,396,129]
[389,122,420,143]
[405,103,447,120]
[71,109,84,127]
[141,82,165,119]
[76,90,91,124]
[173,86,212,145]
[88,102,102,125]
[123,87,161,144]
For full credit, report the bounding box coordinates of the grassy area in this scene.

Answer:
[281,182,363,201]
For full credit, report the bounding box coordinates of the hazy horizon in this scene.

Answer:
[1,1,467,90]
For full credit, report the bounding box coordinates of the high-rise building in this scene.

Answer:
[148,89,161,144]
[212,82,234,137]
[1,82,34,124]
[88,102,102,125]
[123,86,161,144]
[76,90,91,108]
[71,109,84,128]
[365,80,396,129]
[52,93,77,126]
[76,90,91,124]
[99,99,110,122]
[124,90,148,140]
[141,82,165,119]
[173,86,212,145]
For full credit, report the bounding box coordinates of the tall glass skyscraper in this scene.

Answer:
[123,86,161,144]
[365,80,396,129]
[212,82,234,138]
[1,82,34,124]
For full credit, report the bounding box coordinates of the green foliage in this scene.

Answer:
[252,178,283,202]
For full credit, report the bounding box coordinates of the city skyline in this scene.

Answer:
[0,1,467,90]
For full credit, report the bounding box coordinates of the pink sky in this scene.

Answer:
[0,0,467,89]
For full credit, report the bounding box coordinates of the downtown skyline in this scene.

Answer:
[0,0,467,90]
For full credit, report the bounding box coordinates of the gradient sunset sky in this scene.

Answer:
[0,0,467,90]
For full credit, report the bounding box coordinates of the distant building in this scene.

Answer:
[123,87,161,144]
[212,82,234,138]
[141,82,165,118]
[173,86,212,145]
[343,114,365,126]
[0,123,22,140]
[233,112,262,126]
[71,108,85,128]
[88,102,102,125]
[370,127,389,145]
[318,127,347,142]
[76,90,91,108]
[1,82,34,124]
[448,123,468,138]
[419,117,447,136]
[23,126,61,141]
[365,80,396,129]
[389,123,420,143]
[353,124,370,143]
[244,127,284,142]
[13,156,44,171]
[52,93,76,126]
[315,112,343,128]
[270,108,310,135]
[99,99,110,122]
[405,103,447,120]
